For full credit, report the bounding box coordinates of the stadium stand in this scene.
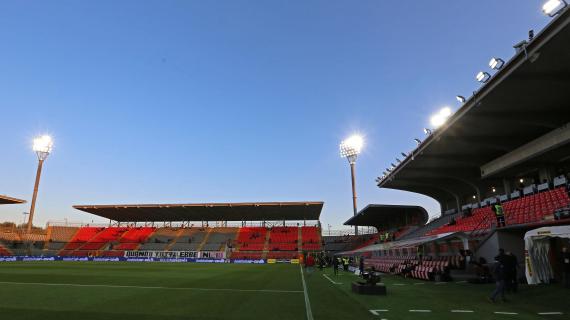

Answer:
[427,187,570,236]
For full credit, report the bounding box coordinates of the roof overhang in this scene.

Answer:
[338,232,468,255]
[378,8,570,205]
[0,195,26,205]
[73,201,324,222]
[343,204,428,229]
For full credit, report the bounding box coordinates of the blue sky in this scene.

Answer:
[0,1,551,228]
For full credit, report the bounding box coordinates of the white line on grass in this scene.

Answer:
[413,283,425,285]
[0,281,302,294]
[455,280,468,284]
[435,282,447,285]
[299,266,314,320]
[494,312,518,315]
[392,283,406,286]
[537,312,564,315]
[369,309,389,316]
[409,310,431,312]
[451,310,474,313]
[323,274,342,285]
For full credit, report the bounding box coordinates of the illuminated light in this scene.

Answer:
[492,187,496,193]
[519,178,524,183]
[543,0,567,16]
[429,107,453,128]
[33,135,53,154]
[472,195,476,199]
[489,57,505,70]
[456,95,466,103]
[424,128,432,135]
[339,135,364,159]
[414,138,422,145]
[476,71,491,83]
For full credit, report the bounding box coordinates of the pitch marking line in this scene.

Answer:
[494,312,518,315]
[435,282,447,285]
[455,280,468,284]
[451,310,474,313]
[369,310,389,315]
[392,283,406,286]
[538,312,563,315]
[323,274,342,285]
[409,309,431,312]
[413,282,425,285]
[0,281,302,294]
[299,266,314,320]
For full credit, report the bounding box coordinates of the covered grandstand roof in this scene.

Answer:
[0,195,26,205]
[378,9,570,207]
[339,231,468,255]
[343,204,428,229]
[73,201,324,222]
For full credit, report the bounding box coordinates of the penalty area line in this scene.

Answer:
[0,281,302,294]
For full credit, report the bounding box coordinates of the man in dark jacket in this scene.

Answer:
[505,251,518,293]
[489,259,507,303]
[563,247,570,288]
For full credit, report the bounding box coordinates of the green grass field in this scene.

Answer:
[0,262,568,320]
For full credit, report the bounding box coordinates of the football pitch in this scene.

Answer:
[0,262,568,320]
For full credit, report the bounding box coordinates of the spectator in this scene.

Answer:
[359,257,365,275]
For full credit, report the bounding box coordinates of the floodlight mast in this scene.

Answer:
[339,135,363,235]
[27,135,53,234]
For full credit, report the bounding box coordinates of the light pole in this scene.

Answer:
[27,135,53,234]
[339,135,363,235]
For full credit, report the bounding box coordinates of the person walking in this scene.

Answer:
[489,255,507,303]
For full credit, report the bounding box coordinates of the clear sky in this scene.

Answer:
[0,1,551,228]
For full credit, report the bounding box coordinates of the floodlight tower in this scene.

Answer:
[27,135,53,234]
[339,135,363,235]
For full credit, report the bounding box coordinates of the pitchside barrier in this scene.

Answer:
[0,256,300,264]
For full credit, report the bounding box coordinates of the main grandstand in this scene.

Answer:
[1,202,324,260]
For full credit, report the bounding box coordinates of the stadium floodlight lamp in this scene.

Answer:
[401,152,408,157]
[414,138,422,145]
[489,57,505,70]
[382,171,388,176]
[339,135,363,164]
[32,135,53,160]
[386,168,392,172]
[543,0,567,16]
[396,158,401,163]
[339,134,364,235]
[423,128,432,135]
[492,187,496,193]
[456,95,466,103]
[390,163,397,168]
[472,195,476,199]
[27,135,54,234]
[430,107,453,129]
[476,71,491,83]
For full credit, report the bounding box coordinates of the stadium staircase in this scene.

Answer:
[164,228,186,251]
[196,228,213,252]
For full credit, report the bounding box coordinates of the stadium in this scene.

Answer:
[1,1,570,320]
